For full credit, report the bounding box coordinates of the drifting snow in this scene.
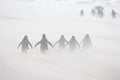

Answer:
[0,0,120,80]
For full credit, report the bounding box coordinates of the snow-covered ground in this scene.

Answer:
[0,0,120,80]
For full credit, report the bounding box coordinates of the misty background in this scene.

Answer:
[0,0,120,80]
